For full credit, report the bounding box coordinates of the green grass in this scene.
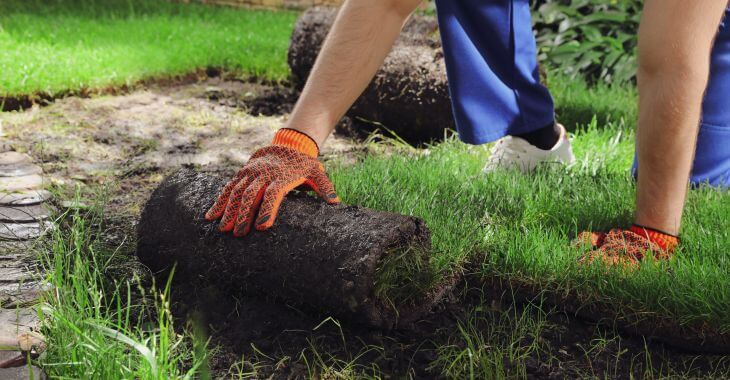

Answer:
[549,71,638,132]
[0,0,296,97]
[373,245,437,307]
[330,86,730,334]
[3,1,725,375]
[38,193,209,378]
[429,299,551,379]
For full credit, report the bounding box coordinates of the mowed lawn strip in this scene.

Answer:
[331,86,730,334]
[0,0,296,97]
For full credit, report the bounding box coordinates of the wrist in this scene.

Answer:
[630,224,679,252]
[272,128,319,158]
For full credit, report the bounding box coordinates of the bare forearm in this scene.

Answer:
[634,0,727,234]
[635,70,707,234]
[285,0,421,146]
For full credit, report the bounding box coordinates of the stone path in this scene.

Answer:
[0,148,49,379]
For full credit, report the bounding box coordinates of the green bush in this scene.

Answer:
[532,0,641,85]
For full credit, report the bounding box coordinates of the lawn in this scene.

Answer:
[2,0,729,377]
[331,104,730,337]
[0,0,296,98]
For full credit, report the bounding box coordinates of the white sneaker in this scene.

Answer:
[483,123,575,173]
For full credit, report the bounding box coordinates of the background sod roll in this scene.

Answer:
[288,6,453,144]
[137,169,452,329]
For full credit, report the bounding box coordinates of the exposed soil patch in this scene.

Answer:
[0,77,357,218]
[175,277,730,379]
[203,82,299,117]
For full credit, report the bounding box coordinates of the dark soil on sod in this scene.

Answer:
[137,169,456,330]
[169,274,729,379]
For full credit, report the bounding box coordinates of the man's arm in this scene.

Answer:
[286,0,422,146]
[580,0,727,266]
[207,0,422,235]
[634,0,727,235]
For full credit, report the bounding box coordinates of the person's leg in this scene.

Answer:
[434,0,556,146]
[692,7,730,187]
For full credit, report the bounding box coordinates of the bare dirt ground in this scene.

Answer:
[1,79,727,378]
[0,77,356,218]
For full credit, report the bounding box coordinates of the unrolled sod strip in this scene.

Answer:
[137,169,454,329]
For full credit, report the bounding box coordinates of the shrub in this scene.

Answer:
[532,0,641,85]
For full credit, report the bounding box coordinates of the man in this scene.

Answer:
[206,0,729,266]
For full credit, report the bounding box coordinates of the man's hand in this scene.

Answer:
[576,225,679,268]
[206,129,340,237]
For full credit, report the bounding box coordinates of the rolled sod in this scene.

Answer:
[288,7,453,144]
[136,169,452,329]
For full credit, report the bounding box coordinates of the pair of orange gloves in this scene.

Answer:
[206,129,679,267]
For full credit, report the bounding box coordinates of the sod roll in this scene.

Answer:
[288,7,454,144]
[137,169,450,329]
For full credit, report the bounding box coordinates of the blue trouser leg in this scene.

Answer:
[633,8,730,188]
[434,0,555,145]
[692,8,730,187]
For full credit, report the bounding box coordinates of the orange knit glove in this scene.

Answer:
[206,128,340,236]
[576,225,679,268]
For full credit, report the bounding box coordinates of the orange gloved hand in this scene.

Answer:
[205,128,340,236]
[576,225,679,268]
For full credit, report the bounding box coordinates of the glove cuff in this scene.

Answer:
[630,224,679,252]
[272,128,319,158]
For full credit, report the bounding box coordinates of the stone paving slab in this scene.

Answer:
[0,152,31,167]
[0,364,44,380]
[0,205,53,224]
[0,222,52,241]
[0,176,43,193]
[0,309,38,343]
[0,152,48,376]
[0,268,34,285]
[0,164,43,178]
[0,282,45,309]
[0,348,44,379]
[0,190,52,207]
